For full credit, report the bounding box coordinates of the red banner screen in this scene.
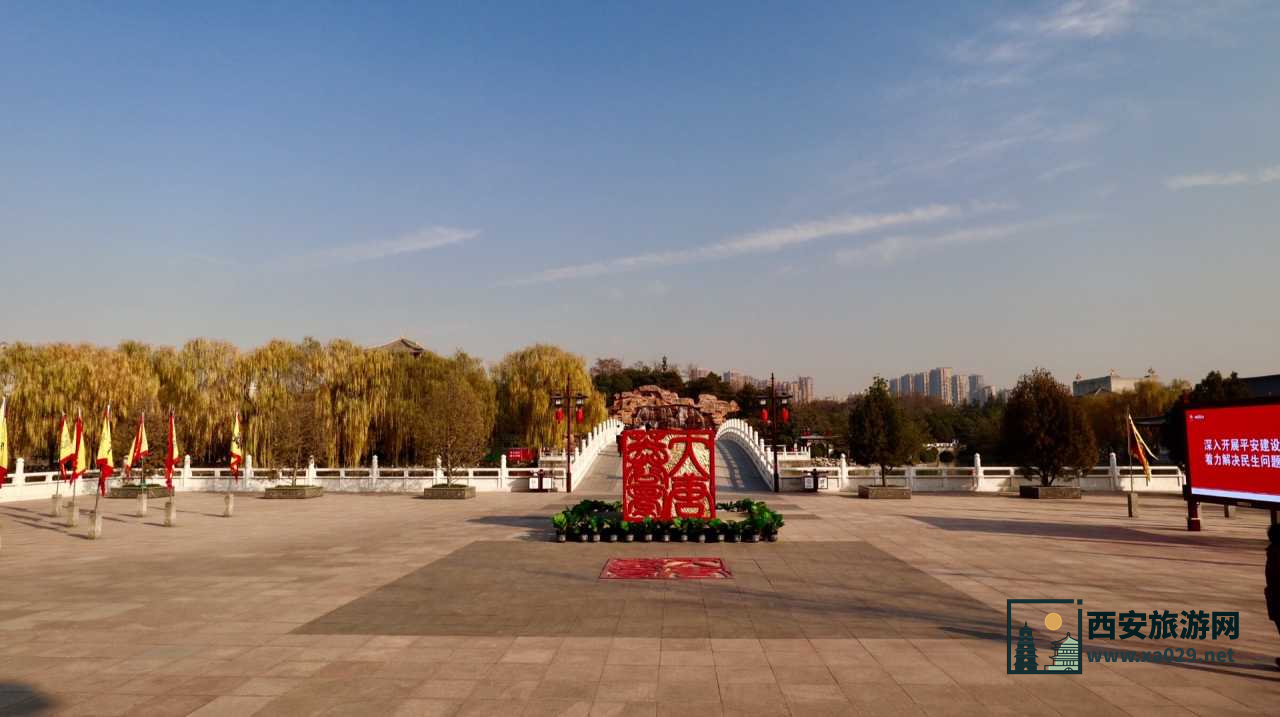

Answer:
[620,429,716,522]
[1185,402,1280,504]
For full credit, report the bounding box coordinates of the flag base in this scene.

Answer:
[164,500,177,527]
[137,493,148,517]
[50,495,64,518]
[87,511,103,540]
[1126,491,1139,518]
[64,499,79,528]
[223,493,234,518]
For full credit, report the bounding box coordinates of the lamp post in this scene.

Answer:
[756,373,792,493]
[551,382,587,494]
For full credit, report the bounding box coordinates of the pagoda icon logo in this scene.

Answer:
[1006,598,1084,675]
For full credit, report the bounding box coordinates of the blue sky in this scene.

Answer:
[2,1,1278,395]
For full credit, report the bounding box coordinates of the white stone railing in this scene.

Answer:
[715,418,776,490]
[773,451,1186,494]
[0,419,629,502]
[538,418,624,491]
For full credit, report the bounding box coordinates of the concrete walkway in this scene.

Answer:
[0,487,1277,715]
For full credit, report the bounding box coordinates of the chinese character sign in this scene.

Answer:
[1185,402,1280,504]
[621,429,716,522]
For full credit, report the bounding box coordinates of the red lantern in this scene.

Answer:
[575,408,584,423]
[781,407,790,424]
[555,408,564,423]
[760,408,769,423]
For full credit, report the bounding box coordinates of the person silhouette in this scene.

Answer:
[1268,523,1280,669]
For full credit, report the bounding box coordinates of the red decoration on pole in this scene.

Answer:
[554,407,564,423]
[575,408,584,423]
[781,407,790,424]
[760,408,769,423]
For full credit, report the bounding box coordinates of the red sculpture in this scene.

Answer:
[620,428,715,522]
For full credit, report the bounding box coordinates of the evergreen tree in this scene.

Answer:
[1013,622,1038,673]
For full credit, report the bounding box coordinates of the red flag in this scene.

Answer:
[124,413,149,478]
[164,412,180,495]
[70,414,88,482]
[96,406,114,497]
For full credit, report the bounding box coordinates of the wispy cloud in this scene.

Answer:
[1038,160,1094,182]
[1164,165,1280,190]
[1031,0,1137,38]
[834,219,1064,268]
[508,204,965,285]
[317,226,479,262]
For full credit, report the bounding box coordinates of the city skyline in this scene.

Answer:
[2,3,1279,395]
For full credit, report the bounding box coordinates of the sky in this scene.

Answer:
[2,1,1278,396]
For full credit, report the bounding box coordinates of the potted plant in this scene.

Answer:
[670,517,686,542]
[708,518,725,542]
[642,517,655,542]
[742,519,759,543]
[618,520,633,543]
[725,521,742,543]
[589,516,603,542]
[551,512,569,543]
[765,510,784,542]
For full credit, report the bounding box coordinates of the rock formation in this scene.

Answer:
[609,385,739,428]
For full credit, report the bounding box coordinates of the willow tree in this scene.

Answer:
[493,344,605,450]
[241,339,325,467]
[314,340,392,466]
[413,353,497,479]
[152,339,243,464]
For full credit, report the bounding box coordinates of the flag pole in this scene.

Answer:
[1126,412,1136,518]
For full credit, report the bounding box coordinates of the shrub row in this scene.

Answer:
[550,499,785,543]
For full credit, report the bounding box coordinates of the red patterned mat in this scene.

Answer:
[599,557,733,580]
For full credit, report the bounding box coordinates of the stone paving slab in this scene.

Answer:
[0,489,1277,716]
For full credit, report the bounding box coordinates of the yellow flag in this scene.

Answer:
[1127,413,1155,485]
[97,407,114,471]
[230,413,244,477]
[58,414,75,464]
[125,413,149,474]
[0,398,9,476]
[74,415,89,478]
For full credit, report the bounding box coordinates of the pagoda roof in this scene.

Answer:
[373,337,427,356]
[1051,633,1079,646]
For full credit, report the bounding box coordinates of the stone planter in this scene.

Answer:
[108,484,170,499]
[623,534,634,543]
[591,534,601,542]
[766,534,779,542]
[661,534,670,543]
[607,534,618,543]
[1019,484,1081,500]
[858,485,912,499]
[643,534,653,542]
[747,534,761,543]
[264,485,325,499]
[421,485,476,500]
[556,533,567,543]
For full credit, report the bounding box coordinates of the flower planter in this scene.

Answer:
[607,534,618,543]
[623,534,634,543]
[858,485,911,500]
[678,534,688,543]
[747,534,761,543]
[422,485,476,500]
[697,534,707,543]
[767,534,779,542]
[728,534,739,543]
[643,534,653,542]
[108,484,170,499]
[264,485,325,499]
[1019,485,1082,500]
[578,534,589,543]
[661,534,670,542]
[591,534,601,542]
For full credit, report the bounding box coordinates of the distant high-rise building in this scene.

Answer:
[968,375,985,403]
[911,372,926,396]
[796,376,814,404]
[899,374,913,397]
[928,367,953,404]
[951,374,969,406]
[722,370,746,391]
[888,377,901,396]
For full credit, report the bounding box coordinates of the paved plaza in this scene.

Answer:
[1,470,1278,715]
